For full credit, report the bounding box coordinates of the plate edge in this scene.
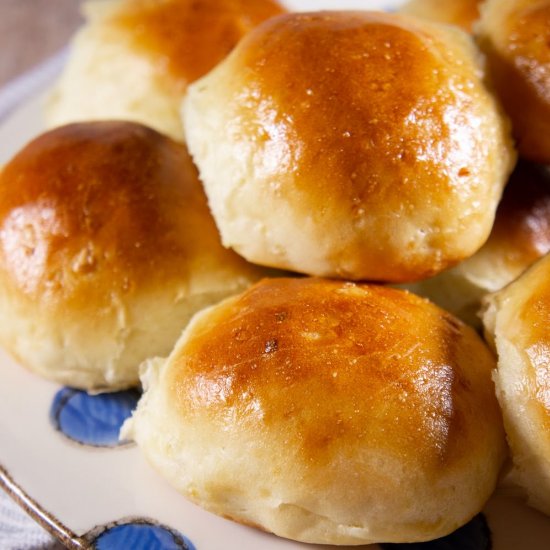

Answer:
[0,462,89,549]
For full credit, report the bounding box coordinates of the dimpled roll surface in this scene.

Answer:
[124,278,506,545]
[0,121,264,390]
[183,11,515,282]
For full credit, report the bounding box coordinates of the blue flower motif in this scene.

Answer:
[379,514,491,549]
[87,520,195,550]
[50,387,140,447]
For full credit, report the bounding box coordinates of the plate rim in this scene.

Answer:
[0,464,88,549]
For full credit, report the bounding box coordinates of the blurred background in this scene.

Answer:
[0,0,83,86]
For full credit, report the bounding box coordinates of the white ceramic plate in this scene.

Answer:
[1,1,550,549]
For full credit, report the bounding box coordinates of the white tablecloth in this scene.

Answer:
[0,493,63,549]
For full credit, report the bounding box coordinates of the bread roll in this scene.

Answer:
[482,253,550,516]
[478,0,550,163]
[46,0,285,141]
[183,11,516,282]
[0,121,265,390]
[401,161,550,326]
[124,277,506,545]
[400,0,482,32]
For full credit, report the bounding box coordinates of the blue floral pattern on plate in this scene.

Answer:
[50,387,140,447]
[86,519,195,550]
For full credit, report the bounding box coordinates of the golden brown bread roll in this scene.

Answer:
[477,0,550,163]
[46,0,285,141]
[400,0,482,32]
[401,161,550,326]
[482,253,550,516]
[0,121,266,390]
[123,277,506,545]
[183,11,516,282]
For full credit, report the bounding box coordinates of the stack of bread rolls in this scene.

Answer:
[2,0,550,545]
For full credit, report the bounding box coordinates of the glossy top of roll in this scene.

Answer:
[183,10,515,281]
[233,11,486,199]
[0,121,257,310]
[170,279,499,466]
